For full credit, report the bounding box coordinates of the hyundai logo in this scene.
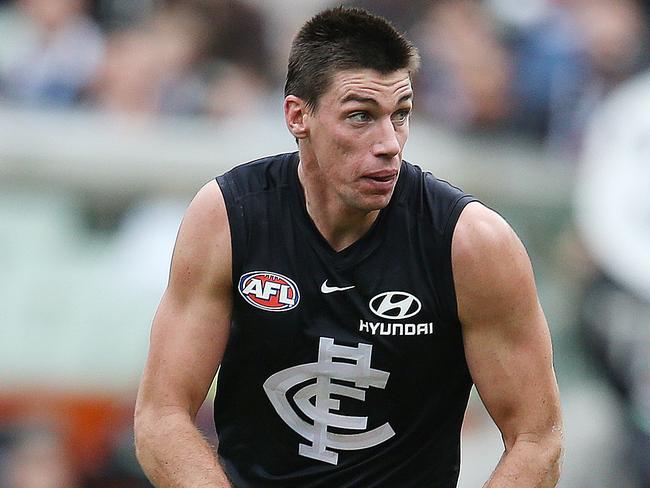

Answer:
[369,291,421,320]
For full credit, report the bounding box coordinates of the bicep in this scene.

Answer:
[453,203,561,447]
[137,181,232,419]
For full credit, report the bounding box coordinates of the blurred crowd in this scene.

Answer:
[0,0,274,119]
[1,0,649,155]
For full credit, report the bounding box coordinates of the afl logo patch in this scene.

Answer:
[238,271,300,312]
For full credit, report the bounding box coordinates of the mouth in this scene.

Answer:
[362,170,399,183]
[360,170,399,193]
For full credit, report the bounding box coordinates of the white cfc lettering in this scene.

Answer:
[241,278,295,306]
[263,337,395,465]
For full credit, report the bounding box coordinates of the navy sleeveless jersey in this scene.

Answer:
[214,152,477,488]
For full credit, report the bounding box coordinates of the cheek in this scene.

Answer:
[398,124,409,146]
[321,128,365,168]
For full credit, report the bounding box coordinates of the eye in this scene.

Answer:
[348,112,371,123]
[392,109,411,125]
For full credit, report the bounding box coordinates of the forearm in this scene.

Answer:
[135,408,232,488]
[483,433,563,488]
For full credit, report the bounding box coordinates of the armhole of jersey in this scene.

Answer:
[215,174,247,288]
[441,195,479,324]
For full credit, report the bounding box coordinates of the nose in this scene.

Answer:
[372,117,401,159]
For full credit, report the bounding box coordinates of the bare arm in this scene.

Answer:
[453,203,564,487]
[134,181,233,488]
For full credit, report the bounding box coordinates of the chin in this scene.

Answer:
[358,195,392,212]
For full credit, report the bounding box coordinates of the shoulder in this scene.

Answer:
[452,202,536,323]
[399,161,473,218]
[400,160,447,192]
[452,202,522,267]
[182,180,229,238]
[217,151,298,197]
[169,180,231,296]
[401,161,462,192]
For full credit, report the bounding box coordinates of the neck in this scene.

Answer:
[297,161,379,252]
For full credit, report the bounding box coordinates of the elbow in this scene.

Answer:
[133,403,155,465]
[133,404,168,485]
[133,415,146,464]
[534,425,564,485]
[133,401,193,463]
[507,426,565,485]
[549,433,565,484]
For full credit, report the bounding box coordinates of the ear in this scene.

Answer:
[284,95,309,140]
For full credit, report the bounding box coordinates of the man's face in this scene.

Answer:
[301,68,413,212]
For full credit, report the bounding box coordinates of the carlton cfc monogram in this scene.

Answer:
[263,337,395,465]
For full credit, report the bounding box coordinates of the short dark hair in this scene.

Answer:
[284,6,420,112]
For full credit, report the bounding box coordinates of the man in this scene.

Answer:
[134,7,563,488]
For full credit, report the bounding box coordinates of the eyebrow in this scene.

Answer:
[341,93,413,106]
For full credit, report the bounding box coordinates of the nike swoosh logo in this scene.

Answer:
[320,280,355,294]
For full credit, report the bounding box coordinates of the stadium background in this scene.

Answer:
[1,0,649,486]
